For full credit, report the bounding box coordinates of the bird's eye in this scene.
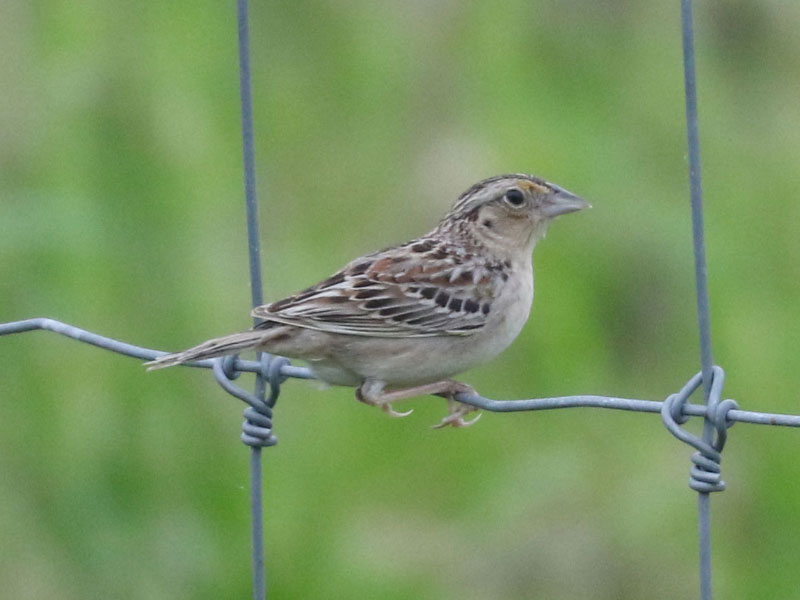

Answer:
[504,189,525,207]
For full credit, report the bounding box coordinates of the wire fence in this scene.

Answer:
[1,2,798,599]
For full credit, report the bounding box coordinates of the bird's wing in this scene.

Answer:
[251,238,506,338]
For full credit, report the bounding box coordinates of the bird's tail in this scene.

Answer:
[145,329,271,370]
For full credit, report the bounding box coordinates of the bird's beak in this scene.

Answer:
[541,187,591,218]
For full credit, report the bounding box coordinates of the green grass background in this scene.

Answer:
[2,1,800,598]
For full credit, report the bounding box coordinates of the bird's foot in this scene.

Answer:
[433,383,482,429]
[356,379,481,426]
[356,380,414,418]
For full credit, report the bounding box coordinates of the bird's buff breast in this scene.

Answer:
[307,267,534,387]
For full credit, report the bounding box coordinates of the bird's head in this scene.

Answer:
[439,173,590,258]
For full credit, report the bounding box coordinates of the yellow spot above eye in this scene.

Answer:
[520,181,550,194]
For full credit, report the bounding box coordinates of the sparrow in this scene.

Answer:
[146,174,589,427]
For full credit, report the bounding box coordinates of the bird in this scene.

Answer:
[146,174,589,427]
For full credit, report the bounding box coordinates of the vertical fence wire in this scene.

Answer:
[680,1,716,599]
[236,0,269,598]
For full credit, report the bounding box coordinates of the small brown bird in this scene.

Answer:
[146,174,589,426]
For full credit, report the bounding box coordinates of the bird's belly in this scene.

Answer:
[320,335,494,386]
[306,360,364,387]
[318,293,533,387]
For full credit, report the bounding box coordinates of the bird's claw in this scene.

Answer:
[383,404,414,418]
[433,411,482,429]
[433,396,482,429]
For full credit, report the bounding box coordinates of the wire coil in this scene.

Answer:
[661,367,740,492]
[213,353,290,447]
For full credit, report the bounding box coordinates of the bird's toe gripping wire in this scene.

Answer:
[213,353,291,447]
[661,366,740,493]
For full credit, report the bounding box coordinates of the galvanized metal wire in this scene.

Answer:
[9,315,799,427]
[234,1,272,596]
[680,1,720,597]
[0,1,797,599]
[2,318,799,436]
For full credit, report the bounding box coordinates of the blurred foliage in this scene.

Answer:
[2,0,800,598]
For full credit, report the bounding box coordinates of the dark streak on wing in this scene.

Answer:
[250,236,507,338]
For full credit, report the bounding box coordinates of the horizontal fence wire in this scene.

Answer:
[2,317,799,429]
[0,318,312,380]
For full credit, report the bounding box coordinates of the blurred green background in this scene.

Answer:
[2,1,800,598]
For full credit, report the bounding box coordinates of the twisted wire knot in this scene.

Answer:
[221,354,241,381]
[262,355,290,408]
[661,366,739,493]
[212,353,291,448]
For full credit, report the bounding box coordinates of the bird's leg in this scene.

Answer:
[356,379,481,427]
